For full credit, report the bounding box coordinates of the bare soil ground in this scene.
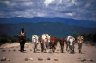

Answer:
[0,42,96,63]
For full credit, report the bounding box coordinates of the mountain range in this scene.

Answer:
[0,17,96,38]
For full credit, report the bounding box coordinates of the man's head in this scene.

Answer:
[21,28,24,33]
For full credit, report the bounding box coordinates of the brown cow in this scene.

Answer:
[59,38,65,53]
[77,35,84,53]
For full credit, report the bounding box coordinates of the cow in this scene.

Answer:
[59,38,65,53]
[66,36,72,52]
[77,35,84,53]
[41,34,50,52]
[32,35,39,53]
[50,36,57,52]
[66,36,75,54]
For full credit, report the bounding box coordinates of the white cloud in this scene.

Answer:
[9,10,34,18]
[44,0,55,7]
[71,0,76,4]
[9,1,33,8]
[65,13,73,16]
[19,2,33,6]
[10,9,47,18]
[59,0,62,4]
[36,12,47,17]
[3,1,11,5]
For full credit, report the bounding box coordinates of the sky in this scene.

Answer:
[0,0,96,21]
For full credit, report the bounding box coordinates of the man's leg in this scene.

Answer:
[22,42,25,51]
[21,43,24,52]
[20,42,22,51]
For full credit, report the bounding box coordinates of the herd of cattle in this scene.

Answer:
[18,28,84,54]
[32,34,84,54]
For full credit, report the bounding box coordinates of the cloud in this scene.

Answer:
[0,0,96,21]
[65,13,73,16]
[44,0,55,7]
[36,12,47,17]
[3,1,11,5]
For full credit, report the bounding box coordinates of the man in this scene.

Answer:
[18,28,26,52]
[77,35,84,53]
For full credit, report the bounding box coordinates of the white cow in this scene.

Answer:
[66,36,72,51]
[41,34,50,52]
[66,35,75,53]
[67,36,75,53]
[32,35,39,52]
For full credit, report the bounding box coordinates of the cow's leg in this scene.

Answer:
[36,43,38,51]
[60,42,64,53]
[46,42,49,52]
[66,44,68,51]
[52,43,54,52]
[46,42,48,49]
[61,44,64,53]
[78,43,82,53]
[69,44,74,54]
[53,41,57,52]
[69,45,72,53]
[51,41,58,53]
[49,42,51,49]
[41,42,44,52]
[80,43,82,53]
[61,46,63,53]
[43,42,46,52]
[66,42,69,52]
[52,43,55,53]
[36,43,39,51]
[71,44,75,54]
[78,43,80,53]
[48,42,50,49]
[34,43,37,53]
[33,43,35,53]
[45,43,47,52]
[49,42,52,52]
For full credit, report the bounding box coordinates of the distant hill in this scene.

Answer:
[0,22,96,39]
[0,17,96,28]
